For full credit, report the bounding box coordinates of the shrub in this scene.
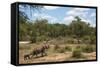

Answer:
[82,35,96,44]
[54,45,66,53]
[90,36,96,44]
[30,36,36,43]
[67,39,74,44]
[82,36,90,44]
[54,45,60,50]
[57,48,66,53]
[64,46,72,51]
[36,35,47,42]
[72,48,82,58]
[81,45,96,53]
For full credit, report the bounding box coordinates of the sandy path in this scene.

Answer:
[19,52,72,64]
[19,51,96,64]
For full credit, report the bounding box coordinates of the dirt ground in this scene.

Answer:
[19,42,96,64]
[19,50,96,64]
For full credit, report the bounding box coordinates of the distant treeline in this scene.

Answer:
[19,13,96,44]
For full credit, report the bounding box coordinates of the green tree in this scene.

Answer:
[69,16,92,43]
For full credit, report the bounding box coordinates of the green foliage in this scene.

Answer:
[82,36,91,44]
[57,48,66,53]
[81,45,96,53]
[90,36,96,44]
[72,48,82,58]
[66,38,74,44]
[64,46,72,51]
[56,47,66,53]
[82,35,96,44]
[54,45,66,53]
[54,45,60,51]
[36,35,47,42]
[19,14,96,45]
[68,16,95,44]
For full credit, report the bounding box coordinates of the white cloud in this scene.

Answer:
[66,8,90,16]
[80,18,96,27]
[64,7,91,25]
[67,10,75,15]
[44,6,59,10]
[64,8,89,25]
[63,15,95,27]
[42,15,57,23]
[63,16,74,24]
[81,18,91,23]
[44,16,57,23]
[90,23,96,27]
[33,13,57,23]
[90,13,96,17]
[33,5,95,26]
[33,13,39,17]
[63,16,74,21]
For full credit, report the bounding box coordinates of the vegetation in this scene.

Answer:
[54,45,60,51]
[19,5,96,44]
[72,48,82,58]
[19,5,96,64]
[64,46,72,51]
[19,16,96,44]
[81,45,96,53]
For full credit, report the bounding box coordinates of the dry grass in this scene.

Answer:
[19,43,96,64]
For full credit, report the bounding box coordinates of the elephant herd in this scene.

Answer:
[24,43,50,60]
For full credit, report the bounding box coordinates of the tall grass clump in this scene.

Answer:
[81,45,96,53]
[64,46,72,51]
[54,45,66,53]
[72,47,82,58]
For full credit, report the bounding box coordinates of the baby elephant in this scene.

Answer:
[24,53,32,60]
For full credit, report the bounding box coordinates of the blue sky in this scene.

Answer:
[19,4,96,27]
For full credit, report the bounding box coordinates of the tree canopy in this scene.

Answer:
[19,5,96,44]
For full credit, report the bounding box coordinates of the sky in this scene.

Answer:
[19,4,96,27]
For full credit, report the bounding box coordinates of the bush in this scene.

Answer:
[72,48,82,58]
[82,36,90,44]
[36,35,47,42]
[54,45,60,50]
[30,37,36,43]
[82,35,96,44]
[57,48,66,53]
[54,45,66,53]
[90,36,96,44]
[64,46,72,51]
[81,45,96,53]
[67,39,74,44]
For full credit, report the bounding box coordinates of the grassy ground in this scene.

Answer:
[19,42,96,64]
